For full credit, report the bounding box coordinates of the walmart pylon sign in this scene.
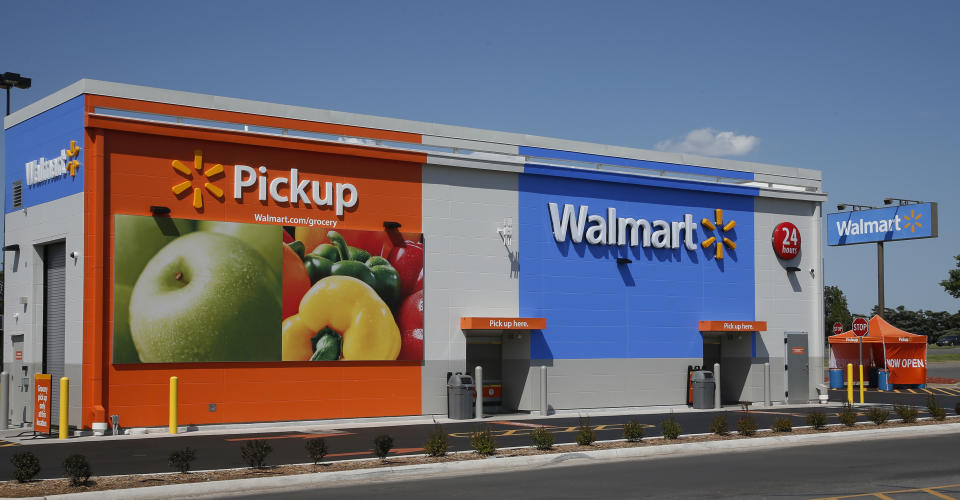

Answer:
[827,203,938,246]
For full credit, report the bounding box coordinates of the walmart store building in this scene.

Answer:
[3,80,825,430]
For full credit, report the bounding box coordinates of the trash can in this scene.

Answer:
[447,373,475,419]
[829,368,844,389]
[877,369,892,391]
[691,370,715,409]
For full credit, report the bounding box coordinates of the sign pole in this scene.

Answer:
[877,241,884,318]
[858,336,863,386]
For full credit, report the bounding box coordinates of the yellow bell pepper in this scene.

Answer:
[297,275,401,360]
[281,314,315,361]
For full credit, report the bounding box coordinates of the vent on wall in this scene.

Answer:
[11,181,22,209]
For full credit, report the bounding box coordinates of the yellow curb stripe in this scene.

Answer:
[812,483,960,499]
[923,488,957,500]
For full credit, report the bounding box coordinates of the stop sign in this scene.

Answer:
[852,318,868,336]
[832,322,844,335]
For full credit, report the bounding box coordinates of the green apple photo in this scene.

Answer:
[197,221,282,280]
[113,215,195,363]
[128,230,282,362]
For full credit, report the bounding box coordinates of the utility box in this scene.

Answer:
[447,373,475,419]
[692,370,715,409]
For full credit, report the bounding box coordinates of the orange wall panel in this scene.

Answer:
[86,112,426,428]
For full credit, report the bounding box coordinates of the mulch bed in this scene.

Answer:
[1,416,957,498]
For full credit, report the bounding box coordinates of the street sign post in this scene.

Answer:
[852,317,869,377]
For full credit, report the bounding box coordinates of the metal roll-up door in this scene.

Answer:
[44,242,66,427]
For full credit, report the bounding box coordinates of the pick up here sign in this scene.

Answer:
[827,203,938,246]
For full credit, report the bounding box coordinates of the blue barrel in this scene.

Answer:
[829,368,844,389]
[877,369,892,391]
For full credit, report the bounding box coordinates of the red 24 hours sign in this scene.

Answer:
[772,222,801,260]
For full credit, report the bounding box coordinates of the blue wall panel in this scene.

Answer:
[519,168,756,360]
[5,95,85,213]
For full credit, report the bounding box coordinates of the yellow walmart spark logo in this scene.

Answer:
[903,209,923,233]
[171,150,224,210]
[65,141,80,176]
[701,208,736,259]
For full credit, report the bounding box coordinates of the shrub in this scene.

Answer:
[623,419,644,442]
[709,413,729,436]
[576,415,596,446]
[63,454,91,487]
[168,447,195,474]
[926,395,947,421]
[771,417,792,432]
[373,434,393,461]
[424,421,448,457]
[737,416,758,436]
[240,440,272,469]
[894,404,919,424]
[661,414,682,440]
[305,438,328,465]
[470,426,497,456]
[10,451,40,483]
[531,426,555,451]
[806,409,827,430]
[838,403,857,427]
[866,407,890,425]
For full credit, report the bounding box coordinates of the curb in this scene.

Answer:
[36,421,960,500]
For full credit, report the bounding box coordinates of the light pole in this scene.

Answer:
[0,72,32,116]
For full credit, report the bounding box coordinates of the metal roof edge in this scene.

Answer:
[6,80,820,183]
[4,79,89,129]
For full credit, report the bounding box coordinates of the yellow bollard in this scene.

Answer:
[859,365,865,404]
[847,363,853,404]
[59,377,69,439]
[169,376,178,434]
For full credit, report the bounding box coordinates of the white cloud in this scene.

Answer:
[654,128,758,157]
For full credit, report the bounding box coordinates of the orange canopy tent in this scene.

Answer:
[828,315,927,385]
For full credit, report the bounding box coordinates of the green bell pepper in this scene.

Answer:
[326,231,401,306]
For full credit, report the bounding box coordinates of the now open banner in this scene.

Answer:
[884,342,927,385]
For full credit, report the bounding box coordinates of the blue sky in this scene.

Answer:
[3,1,958,315]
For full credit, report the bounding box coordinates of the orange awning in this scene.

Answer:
[828,330,880,344]
[460,317,546,330]
[698,321,767,332]
[866,315,927,343]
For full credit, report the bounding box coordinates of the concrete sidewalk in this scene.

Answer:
[0,400,812,446]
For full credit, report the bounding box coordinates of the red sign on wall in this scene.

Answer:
[14,350,23,361]
[852,318,869,336]
[772,222,801,260]
[832,322,844,335]
[34,374,51,434]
